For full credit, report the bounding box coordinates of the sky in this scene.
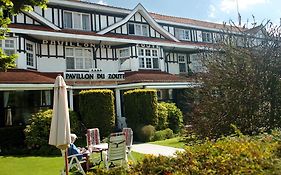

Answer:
[85,0,281,27]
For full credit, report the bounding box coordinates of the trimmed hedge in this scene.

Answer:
[153,128,173,141]
[159,102,183,133]
[123,89,158,134]
[156,103,168,130]
[79,89,115,138]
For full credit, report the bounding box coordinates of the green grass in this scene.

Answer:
[0,156,64,175]
[0,151,144,175]
[149,137,186,148]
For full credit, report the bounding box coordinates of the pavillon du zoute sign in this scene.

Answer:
[64,72,125,81]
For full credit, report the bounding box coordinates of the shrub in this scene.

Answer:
[153,128,173,141]
[156,103,168,130]
[124,89,158,133]
[79,89,115,138]
[24,109,80,155]
[159,102,183,133]
[137,125,155,142]
[130,132,281,175]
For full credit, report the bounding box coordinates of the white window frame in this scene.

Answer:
[26,41,35,68]
[202,31,212,43]
[65,47,93,70]
[119,48,130,66]
[0,38,16,56]
[63,11,90,31]
[175,28,191,41]
[128,23,149,37]
[178,54,188,73]
[138,48,160,69]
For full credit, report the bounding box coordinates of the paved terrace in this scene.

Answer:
[131,143,185,157]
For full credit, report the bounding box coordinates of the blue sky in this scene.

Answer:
[86,0,281,27]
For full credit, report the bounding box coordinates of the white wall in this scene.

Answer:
[38,57,66,72]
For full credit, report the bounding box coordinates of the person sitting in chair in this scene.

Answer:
[68,134,87,160]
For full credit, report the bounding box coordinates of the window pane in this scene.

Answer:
[5,49,15,56]
[75,48,83,57]
[145,49,151,56]
[128,24,135,34]
[5,40,14,48]
[139,57,145,68]
[153,58,159,69]
[26,43,33,51]
[146,58,152,68]
[179,63,186,72]
[82,14,90,30]
[27,53,34,66]
[64,12,72,28]
[73,13,81,29]
[65,48,74,56]
[142,25,148,36]
[152,50,157,56]
[75,58,84,69]
[66,57,75,69]
[135,24,141,35]
[85,58,92,69]
[138,49,144,56]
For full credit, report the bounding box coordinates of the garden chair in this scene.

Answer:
[86,128,104,165]
[105,132,127,170]
[66,153,87,175]
[122,128,135,161]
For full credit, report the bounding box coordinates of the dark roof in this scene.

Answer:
[0,69,57,84]
[120,70,192,84]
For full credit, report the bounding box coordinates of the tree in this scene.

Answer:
[191,22,281,138]
[0,0,48,71]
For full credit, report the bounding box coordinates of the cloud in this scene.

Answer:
[220,0,269,13]
[208,4,216,18]
[96,0,107,5]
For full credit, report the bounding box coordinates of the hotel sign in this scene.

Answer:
[42,40,111,48]
[64,72,125,81]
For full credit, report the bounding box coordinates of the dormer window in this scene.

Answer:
[63,11,90,31]
[175,28,191,41]
[128,23,149,37]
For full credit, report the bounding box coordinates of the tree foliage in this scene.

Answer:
[192,23,281,138]
[0,0,48,71]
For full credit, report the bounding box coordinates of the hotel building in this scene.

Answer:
[0,0,260,127]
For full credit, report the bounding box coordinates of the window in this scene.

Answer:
[138,48,159,69]
[63,11,90,31]
[202,32,212,43]
[175,28,190,41]
[26,42,35,67]
[178,54,187,73]
[66,47,93,70]
[128,23,149,37]
[0,39,16,56]
[119,48,129,58]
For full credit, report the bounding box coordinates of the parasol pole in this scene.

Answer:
[64,149,69,175]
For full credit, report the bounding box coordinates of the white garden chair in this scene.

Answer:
[122,128,135,161]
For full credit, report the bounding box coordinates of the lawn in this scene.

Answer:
[0,151,143,175]
[149,137,186,148]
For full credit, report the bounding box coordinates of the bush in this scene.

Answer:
[124,89,158,134]
[156,103,168,130]
[159,102,183,133]
[153,128,173,141]
[24,109,80,155]
[130,131,281,175]
[79,89,115,138]
[137,125,155,142]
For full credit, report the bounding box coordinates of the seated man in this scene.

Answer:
[68,134,87,160]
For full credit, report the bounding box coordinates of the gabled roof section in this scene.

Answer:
[97,4,179,42]
[23,11,61,31]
